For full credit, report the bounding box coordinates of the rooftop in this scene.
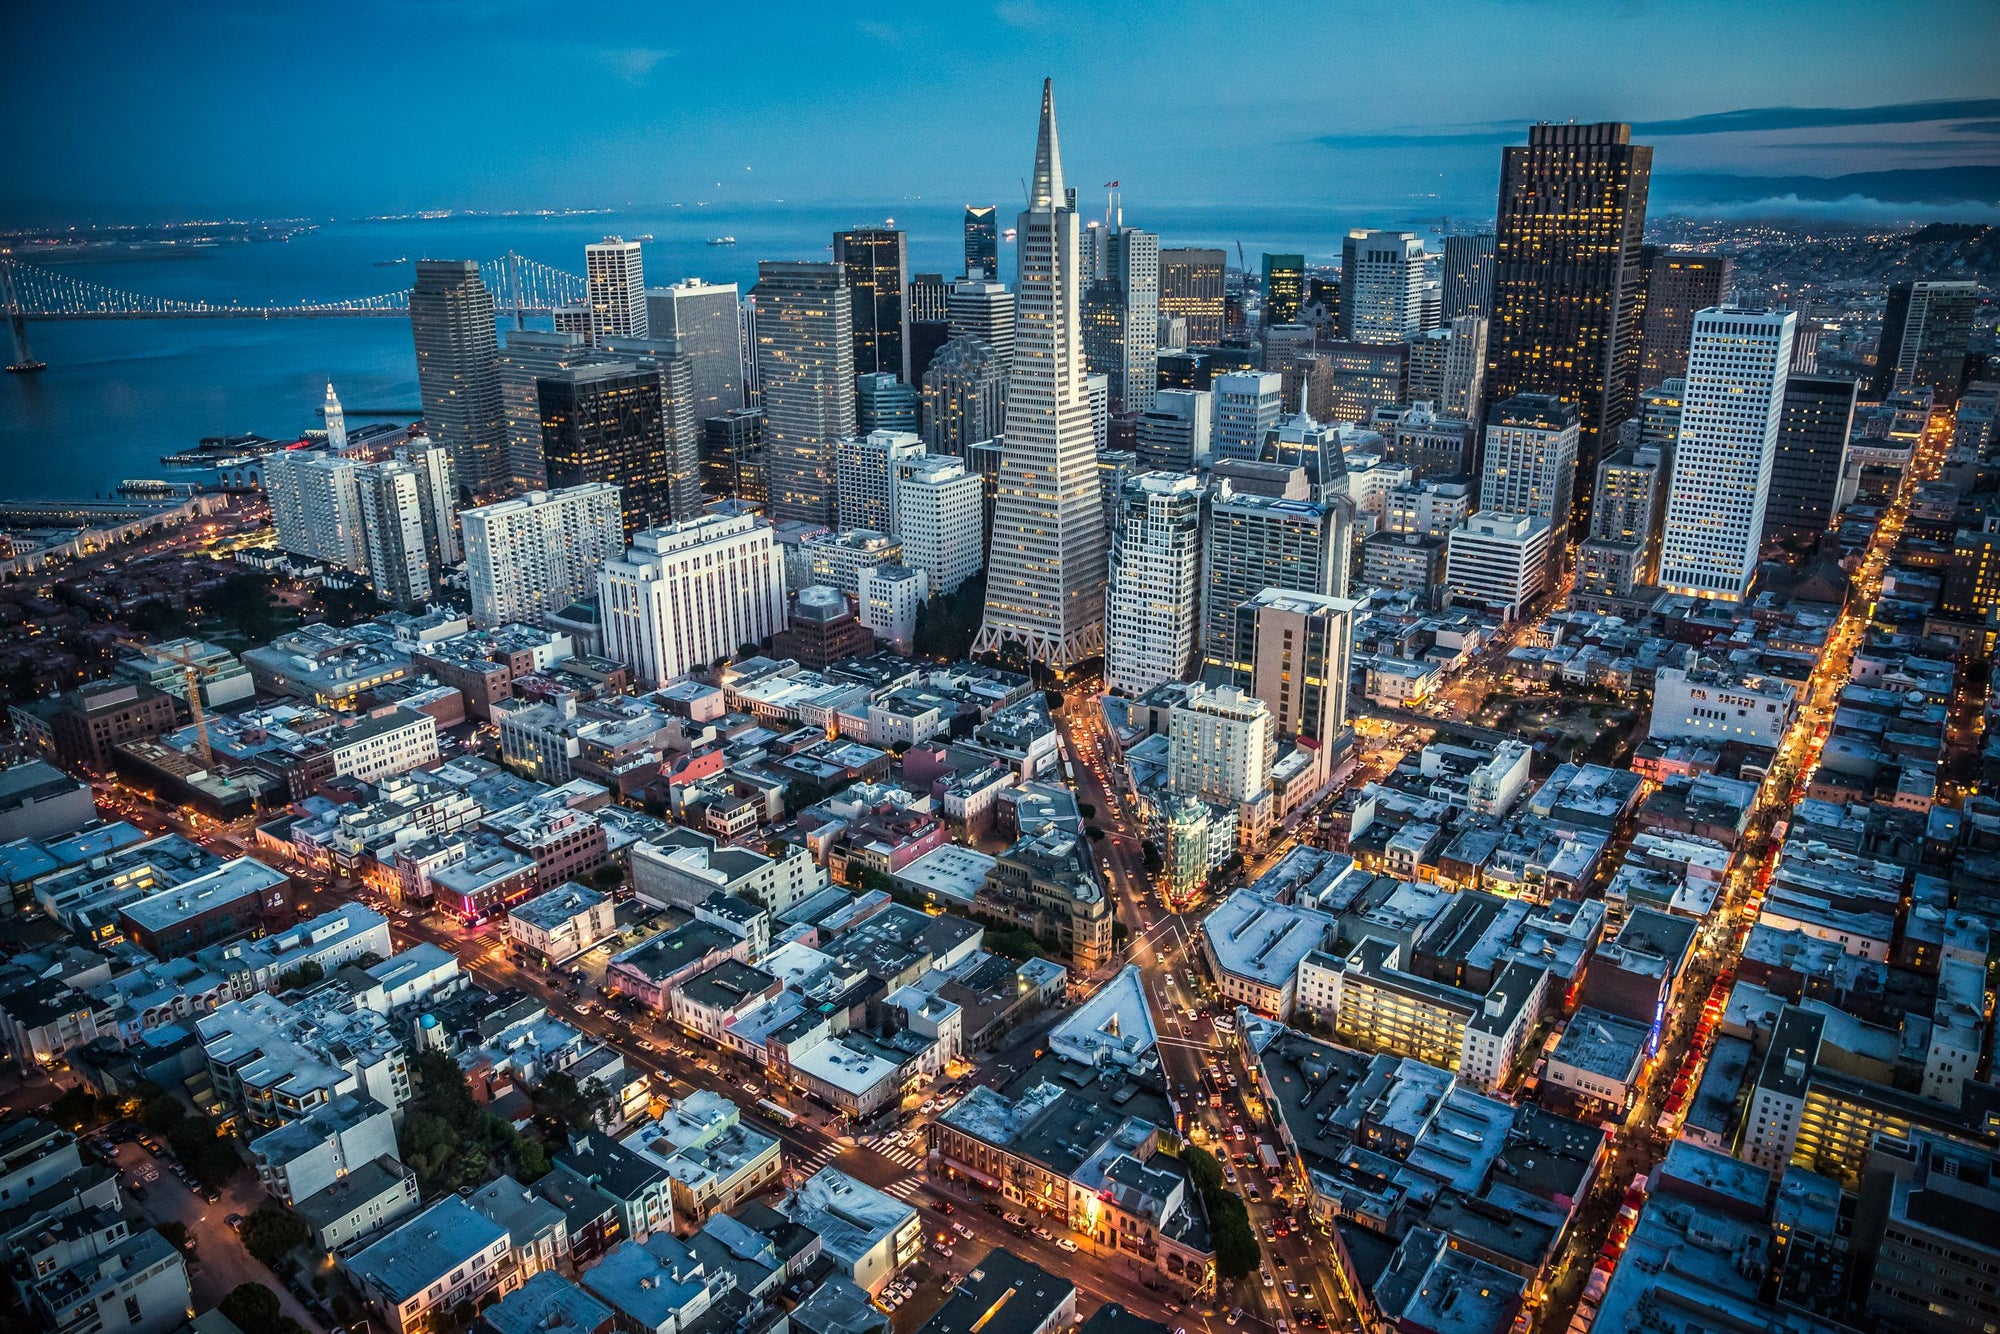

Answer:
[346,1196,509,1302]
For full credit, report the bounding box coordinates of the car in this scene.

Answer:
[1226,1310,1243,1326]
[936,1201,955,1215]
[1272,1252,1287,1269]
[1031,1226,1054,1241]
[1285,1280,1298,1296]
[637,1039,654,1052]
[1232,1124,1246,1141]
[1163,1304,1181,1315]
[226,1214,244,1231]
[921,1099,936,1113]
[743,1081,762,1096]
[1056,1237,1078,1252]
[1261,1269,1275,1288]
[1002,1212,1025,1225]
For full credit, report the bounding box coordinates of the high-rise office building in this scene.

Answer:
[893,455,985,595]
[948,277,1016,372]
[1479,394,1581,540]
[1446,511,1554,618]
[539,362,681,535]
[972,80,1107,669]
[857,372,919,434]
[1083,227,1161,415]
[835,429,926,532]
[1201,482,1351,671]
[598,513,788,689]
[964,206,999,278]
[701,409,766,506]
[1212,371,1283,462]
[1870,279,1978,401]
[1104,472,1205,696]
[1440,316,1489,419]
[1575,445,1669,598]
[1487,122,1653,532]
[1259,412,1349,501]
[1632,379,1685,454]
[1441,233,1495,321]
[1636,250,1732,390]
[1232,588,1358,754]
[1320,341,1408,423]
[462,484,625,628]
[1262,254,1306,326]
[356,462,434,608]
[410,259,506,486]
[834,228,909,382]
[322,381,347,452]
[1159,248,1227,346]
[585,238,648,342]
[645,279,744,422]
[909,273,950,324]
[1761,374,1860,549]
[755,261,855,525]
[1263,324,1316,401]
[1339,230,1426,344]
[1134,388,1213,471]
[265,451,368,571]
[908,273,952,387]
[1658,308,1796,602]
[499,329,604,489]
[920,337,1008,457]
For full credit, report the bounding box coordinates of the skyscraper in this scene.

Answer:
[1338,230,1425,344]
[356,462,434,608]
[834,228,909,382]
[1637,250,1733,390]
[645,279,745,421]
[1232,588,1358,755]
[538,362,679,534]
[856,372,919,434]
[597,513,788,689]
[265,451,367,571]
[1658,308,1796,602]
[1201,482,1351,671]
[948,277,1016,372]
[499,329,604,489]
[1761,374,1860,549]
[964,206,999,278]
[1479,394,1580,540]
[399,437,461,568]
[1159,248,1227,346]
[1487,122,1653,532]
[1134,388,1213,471]
[920,337,1008,456]
[410,259,506,486]
[1104,472,1205,696]
[1082,226,1160,415]
[893,455,985,595]
[1870,279,1978,401]
[461,484,625,628]
[835,429,925,533]
[1575,445,1669,598]
[1262,253,1306,327]
[1441,233,1495,321]
[701,408,766,506]
[322,381,347,452]
[755,261,855,524]
[972,80,1107,670]
[585,238,648,343]
[1212,371,1283,461]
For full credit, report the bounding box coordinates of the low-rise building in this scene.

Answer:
[508,884,618,967]
[623,1091,783,1225]
[347,1196,519,1334]
[784,1167,922,1296]
[248,1092,398,1204]
[1201,889,1337,1020]
[293,1155,423,1253]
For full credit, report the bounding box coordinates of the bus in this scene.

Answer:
[758,1098,800,1128]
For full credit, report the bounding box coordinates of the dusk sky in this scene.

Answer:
[5,0,1998,221]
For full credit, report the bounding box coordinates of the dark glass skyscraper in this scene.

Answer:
[1762,374,1860,550]
[1870,280,1978,402]
[411,259,506,486]
[1637,249,1732,390]
[1441,233,1495,321]
[539,363,678,535]
[1486,122,1653,532]
[833,228,909,383]
[964,206,998,279]
[1262,253,1306,326]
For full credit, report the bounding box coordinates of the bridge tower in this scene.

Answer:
[0,262,46,373]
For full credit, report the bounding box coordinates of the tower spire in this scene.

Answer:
[1030,78,1065,210]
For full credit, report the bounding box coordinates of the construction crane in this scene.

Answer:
[1236,240,1246,273]
[114,638,214,770]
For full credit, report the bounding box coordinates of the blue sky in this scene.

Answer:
[4,0,1997,221]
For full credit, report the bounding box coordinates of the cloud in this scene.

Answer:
[602,47,676,83]
[1314,99,2000,151]
[855,19,902,45]
[993,1,1050,29]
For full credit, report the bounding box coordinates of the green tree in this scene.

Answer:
[534,1071,612,1133]
[220,1284,283,1334]
[276,959,325,990]
[912,573,987,661]
[139,1093,184,1135]
[156,1220,191,1254]
[128,599,191,638]
[1077,802,1096,820]
[1181,1147,1259,1280]
[208,572,281,642]
[49,1085,108,1130]
[590,864,625,890]
[515,1137,552,1183]
[239,1206,310,1270]
[1141,844,1163,875]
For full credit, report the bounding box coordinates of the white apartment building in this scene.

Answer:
[1446,511,1553,620]
[835,430,926,533]
[357,463,433,607]
[1168,684,1275,847]
[1479,394,1579,537]
[508,883,618,965]
[586,237,648,341]
[857,563,928,652]
[1650,665,1796,747]
[892,455,984,594]
[1212,370,1283,462]
[267,450,368,571]
[1105,472,1205,696]
[462,484,626,628]
[598,513,788,689]
[1386,477,1473,538]
[1657,307,1797,601]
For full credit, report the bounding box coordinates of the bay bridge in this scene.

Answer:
[1,253,589,371]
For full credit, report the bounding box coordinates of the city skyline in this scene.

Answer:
[4,2,1998,222]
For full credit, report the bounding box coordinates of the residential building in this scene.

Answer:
[1233,588,1359,756]
[29,1226,190,1334]
[783,1167,922,1295]
[509,884,618,966]
[1657,308,1797,602]
[1479,393,1579,539]
[973,82,1108,670]
[1200,483,1351,672]
[1169,684,1275,846]
[248,1092,398,1205]
[347,1196,518,1334]
[265,450,368,571]
[462,485,626,628]
[1105,472,1205,697]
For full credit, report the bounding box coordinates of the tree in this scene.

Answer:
[208,572,281,642]
[128,599,191,638]
[913,573,987,661]
[1182,1147,1259,1281]
[590,864,625,891]
[1086,826,1106,841]
[1077,802,1096,820]
[276,960,324,990]
[515,1137,552,1183]
[534,1071,612,1133]
[1141,844,1163,875]
[240,1206,309,1270]
[220,1284,283,1334]
[49,1085,108,1131]
[1043,689,1065,712]
[156,1220,191,1254]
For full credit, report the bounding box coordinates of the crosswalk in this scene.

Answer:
[858,1134,929,1172]
[786,1134,932,1202]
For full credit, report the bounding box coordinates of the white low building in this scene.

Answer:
[783,1167,922,1295]
[508,883,618,966]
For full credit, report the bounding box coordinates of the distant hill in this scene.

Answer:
[1655,166,2000,207]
